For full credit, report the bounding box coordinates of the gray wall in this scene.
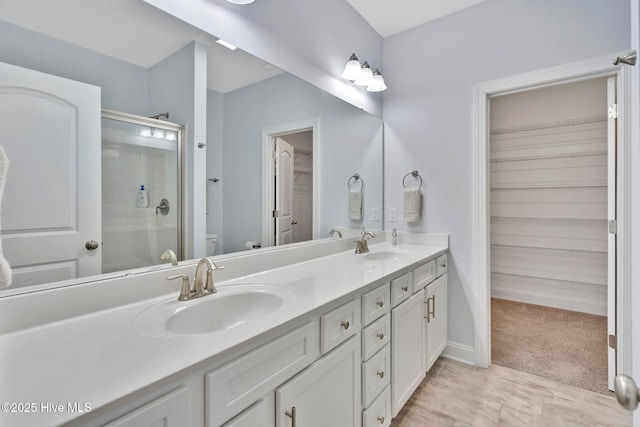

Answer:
[222,73,383,253]
[143,0,384,117]
[0,20,148,114]
[206,89,225,254]
[382,0,631,355]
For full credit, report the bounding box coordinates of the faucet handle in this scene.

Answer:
[167,274,192,301]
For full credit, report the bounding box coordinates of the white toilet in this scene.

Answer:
[206,233,218,256]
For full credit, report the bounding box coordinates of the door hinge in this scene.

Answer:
[608,104,618,119]
[609,334,617,350]
[608,219,617,234]
[272,210,279,218]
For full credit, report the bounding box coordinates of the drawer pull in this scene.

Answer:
[402,286,408,292]
[340,321,350,330]
[376,332,384,340]
[376,300,384,308]
[285,406,297,427]
[377,370,385,379]
[377,416,385,424]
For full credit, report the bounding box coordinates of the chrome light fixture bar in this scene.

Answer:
[341,53,387,92]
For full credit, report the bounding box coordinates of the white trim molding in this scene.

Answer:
[472,52,632,372]
[443,341,475,366]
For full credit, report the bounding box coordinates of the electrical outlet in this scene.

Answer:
[372,207,380,221]
[389,207,397,222]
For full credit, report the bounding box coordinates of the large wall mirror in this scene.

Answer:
[0,0,383,297]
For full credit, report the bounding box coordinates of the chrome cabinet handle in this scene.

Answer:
[376,300,384,308]
[615,375,639,410]
[377,370,385,379]
[341,321,350,330]
[402,286,408,292]
[285,406,296,427]
[377,332,384,340]
[431,294,436,319]
[423,299,431,322]
[377,416,385,424]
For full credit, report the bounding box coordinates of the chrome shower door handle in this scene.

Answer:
[615,374,640,411]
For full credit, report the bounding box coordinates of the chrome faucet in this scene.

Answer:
[160,249,178,266]
[194,257,224,295]
[329,228,343,238]
[355,230,376,254]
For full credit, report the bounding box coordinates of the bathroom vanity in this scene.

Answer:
[0,232,447,427]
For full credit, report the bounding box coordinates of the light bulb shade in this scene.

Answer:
[354,62,373,86]
[341,54,361,81]
[366,70,387,92]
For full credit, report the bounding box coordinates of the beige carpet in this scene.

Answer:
[491,298,610,395]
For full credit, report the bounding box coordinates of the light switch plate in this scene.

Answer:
[372,207,380,221]
[389,208,397,222]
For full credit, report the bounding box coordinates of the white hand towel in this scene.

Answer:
[0,145,11,288]
[403,187,421,222]
[349,188,363,220]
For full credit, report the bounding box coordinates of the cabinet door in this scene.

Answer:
[425,274,448,372]
[276,335,361,427]
[103,388,188,427]
[391,291,425,416]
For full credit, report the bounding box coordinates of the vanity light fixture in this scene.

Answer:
[366,69,387,92]
[341,53,387,92]
[216,39,238,51]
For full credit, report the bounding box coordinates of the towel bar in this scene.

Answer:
[347,173,364,190]
[402,170,423,189]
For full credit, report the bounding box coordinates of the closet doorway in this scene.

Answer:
[488,76,616,394]
[261,121,317,249]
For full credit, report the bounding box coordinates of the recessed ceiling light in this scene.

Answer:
[216,39,238,51]
[227,0,255,4]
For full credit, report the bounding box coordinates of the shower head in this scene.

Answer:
[613,50,637,66]
[150,112,170,120]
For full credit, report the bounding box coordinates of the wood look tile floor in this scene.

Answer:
[391,358,632,427]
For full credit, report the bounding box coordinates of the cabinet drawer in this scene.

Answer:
[363,385,391,427]
[362,314,390,361]
[206,322,319,427]
[362,344,390,407]
[390,272,412,307]
[436,254,447,277]
[321,299,361,353]
[222,400,269,427]
[413,260,436,292]
[362,284,390,326]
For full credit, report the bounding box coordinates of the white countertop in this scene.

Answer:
[0,237,447,426]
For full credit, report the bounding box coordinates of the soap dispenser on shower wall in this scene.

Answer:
[137,185,149,208]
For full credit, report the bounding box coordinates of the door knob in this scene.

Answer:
[615,374,639,410]
[85,240,99,250]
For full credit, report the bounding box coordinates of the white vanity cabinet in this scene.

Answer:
[391,290,425,416]
[424,274,448,372]
[276,335,361,427]
[102,388,189,427]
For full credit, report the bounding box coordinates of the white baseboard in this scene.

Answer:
[492,288,606,316]
[442,341,475,365]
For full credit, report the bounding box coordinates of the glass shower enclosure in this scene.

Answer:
[101,110,183,273]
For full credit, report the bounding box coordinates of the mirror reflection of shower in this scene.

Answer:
[101,110,183,273]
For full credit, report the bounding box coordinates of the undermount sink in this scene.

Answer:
[135,283,294,337]
[363,249,416,262]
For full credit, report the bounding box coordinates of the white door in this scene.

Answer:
[0,61,101,289]
[275,137,294,245]
[606,76,617,390]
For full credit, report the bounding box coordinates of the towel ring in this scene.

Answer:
[403,170,423,189]
[348,173,364,190]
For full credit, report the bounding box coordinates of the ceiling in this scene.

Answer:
[346,0,486,37]
[0,0,485,92]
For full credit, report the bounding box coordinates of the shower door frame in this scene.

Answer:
[101,109,185,262]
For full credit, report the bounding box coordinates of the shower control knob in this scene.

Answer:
[85,240,99,250]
